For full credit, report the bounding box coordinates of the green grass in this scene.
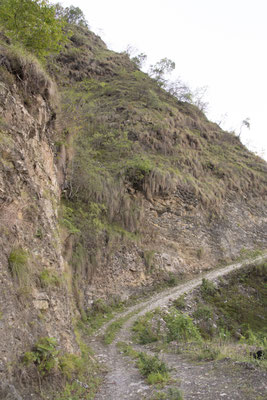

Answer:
[194,343,221,361]
[117,342,170,386]
[172,295,186,310]
[76,298,125,336]
[235,248,264,262]
[23,337,59,376]
[132,308,202,345]
[103,308,141,345]
[163,308,202,343]
[165,262,267,368]
[39,268,61,288]
[200,278,217,297]
[137,352,170,385]
[147,371,170,385]
[197,263,267,339]
[132,311,160,344]
[193,304,213,321]
[8,247,29,285]
[128,262,267,373]
[188,338,267,369]
[54,327,102,400]
[143,249,156,270]
[117,341,139,358]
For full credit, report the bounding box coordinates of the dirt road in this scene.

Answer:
[90,254,267,400]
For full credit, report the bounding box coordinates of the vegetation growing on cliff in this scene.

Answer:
[22,333,102,399]
[1,2,266,282]
[0,2,267,399]
[47,19,267,310]
[8,247,30,285]
[53,22,267,234]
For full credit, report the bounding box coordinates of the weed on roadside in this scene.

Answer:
[103,308,141,345]
[163,308,202,343]
[200,278,217,297]
[172,295,186,310]
[137,352,170,385]
[117,342,170,386]
[117,341,139,358]
[78,298,125,335]
[132,311,160,344]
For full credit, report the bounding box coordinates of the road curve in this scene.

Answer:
[91,253,267,400]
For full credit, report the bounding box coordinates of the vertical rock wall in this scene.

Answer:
[0,56,76,394]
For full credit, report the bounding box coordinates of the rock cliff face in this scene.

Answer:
[0,25,266,398]
[0,47,77,395]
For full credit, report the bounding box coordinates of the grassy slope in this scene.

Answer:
[50,25,266,224]
[197,262,267,340]
[46,24,267,308]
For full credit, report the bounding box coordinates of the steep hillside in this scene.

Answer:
[0,16,266,400]
[0,43,82,398]
[50,25,267,304]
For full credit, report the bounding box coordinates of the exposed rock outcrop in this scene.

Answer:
[0,47,77,396]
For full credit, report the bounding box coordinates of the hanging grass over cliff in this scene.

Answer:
[0,40,58,114]
[52,23,267,225]
[8,247,30,285]
[47,21,267,302]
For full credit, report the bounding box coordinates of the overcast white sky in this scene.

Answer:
[58,0,267,160]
